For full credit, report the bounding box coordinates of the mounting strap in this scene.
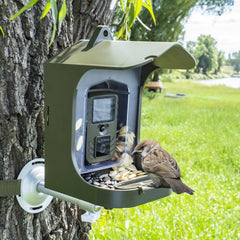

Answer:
[0,179,21,197]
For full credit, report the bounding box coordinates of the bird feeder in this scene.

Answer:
[16,26,195,213]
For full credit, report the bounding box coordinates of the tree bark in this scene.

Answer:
[0,0,117,239]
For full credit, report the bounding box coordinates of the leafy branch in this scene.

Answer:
[116,0,156,40]
[6,0,67,45]
[1,0,155,42]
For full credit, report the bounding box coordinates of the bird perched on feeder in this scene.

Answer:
[132,140,194,195]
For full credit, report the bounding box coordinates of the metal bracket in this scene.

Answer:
[84,25,113,51]
[16,159,53,213]
[16,159,102,218]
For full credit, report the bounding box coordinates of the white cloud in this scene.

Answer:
[184,0,240,56]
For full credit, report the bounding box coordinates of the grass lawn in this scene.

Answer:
[90,81,240,240]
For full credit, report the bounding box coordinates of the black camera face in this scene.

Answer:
[86,93,118,164]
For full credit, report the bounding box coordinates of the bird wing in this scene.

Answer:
[142,146,181,179]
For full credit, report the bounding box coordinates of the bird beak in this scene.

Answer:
[131,149,140,155]
[131,149,137,155]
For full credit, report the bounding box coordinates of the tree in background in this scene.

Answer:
[187,35,224,75]
[216,51,225,74]
[130,0,195,42]
[227,51,240,74]
[194,35,218,74]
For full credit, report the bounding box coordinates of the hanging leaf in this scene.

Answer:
[0,26,4,38]
[10,0,40,20]
[49,0,58,46]
[40,0,51,19]
[120,0,127,11]
[128,3,135,27]
[58,0,67,30]
[50,0,58,25]
[49,24,57,46]
[116,24,126,39]
[116,0,156,40]
[134,0,142,19]
[142,0,156,24]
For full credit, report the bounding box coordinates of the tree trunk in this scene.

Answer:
[0,0,116,239]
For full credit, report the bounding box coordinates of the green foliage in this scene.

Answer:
[188,35,224,75]
[130,0,233,42]
[131,0,195,42]
[40,0,51,19]
[9,0,40,20]
[161,73,181,82]
[6,0,155,42]
[194,35,218,74]
[49,0,58,46]
[58,0,67,29]
[166,71,228,81]
[90,81,240,240]
[0,26,4,38]
[8,0,67,46]
[227,51,240,74]
[142,87,158,100]
[116,0,156,40]
[217,51,225,73]
[3,0,234,43]
[185,72,210,80]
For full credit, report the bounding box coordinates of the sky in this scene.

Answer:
[183,0,240,57]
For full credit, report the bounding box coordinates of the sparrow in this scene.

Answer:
[132,140,194,195]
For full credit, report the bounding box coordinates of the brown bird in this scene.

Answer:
[132,140,194,195]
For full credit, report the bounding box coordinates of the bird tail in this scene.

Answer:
[165,178,194,195]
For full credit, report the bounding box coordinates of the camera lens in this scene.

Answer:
[99,125,106,132]
[99,124,108,135]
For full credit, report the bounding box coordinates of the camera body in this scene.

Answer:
[86,92,118,164]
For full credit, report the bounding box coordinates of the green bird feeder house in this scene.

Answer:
[11,26,195,214]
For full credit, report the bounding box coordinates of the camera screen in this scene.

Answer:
[92,96,116,123]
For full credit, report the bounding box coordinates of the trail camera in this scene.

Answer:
[86,93,118,163]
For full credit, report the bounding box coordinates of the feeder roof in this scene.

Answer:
[49,39,195,70]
